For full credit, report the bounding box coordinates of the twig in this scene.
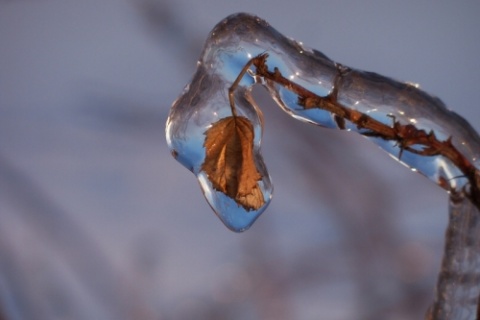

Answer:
[229,53,480,210]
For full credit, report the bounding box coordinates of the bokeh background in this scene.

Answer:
[1,1,480,319]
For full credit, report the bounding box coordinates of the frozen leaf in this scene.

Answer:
[167,11,480,316]
[166,12,480,229]
[202,116,264,211]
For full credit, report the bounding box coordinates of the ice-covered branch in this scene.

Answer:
[246,53,480,210]
[426,195,480,320]
[166,12,480,319]
[166,12,480,230]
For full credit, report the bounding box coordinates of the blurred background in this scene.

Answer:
[1,1,480,319]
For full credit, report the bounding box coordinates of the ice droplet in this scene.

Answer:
[166,69,272,231]
[165,14,274,232]
[166,12,480,231]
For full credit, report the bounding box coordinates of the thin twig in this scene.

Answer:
[229,53,480,210]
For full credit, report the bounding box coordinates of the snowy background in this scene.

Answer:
[1,1,480,319]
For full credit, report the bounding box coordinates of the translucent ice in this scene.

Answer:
[166,13,480,231]
[165,18,274,232]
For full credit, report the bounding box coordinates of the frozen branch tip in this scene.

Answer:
[166,13,480,232]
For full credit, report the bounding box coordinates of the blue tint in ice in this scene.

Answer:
[165,66,272,231]
[197,172,270,232]
[167,13,480,231]
[165,24,274,232]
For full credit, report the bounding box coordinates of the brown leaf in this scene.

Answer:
[202,116,264,210]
